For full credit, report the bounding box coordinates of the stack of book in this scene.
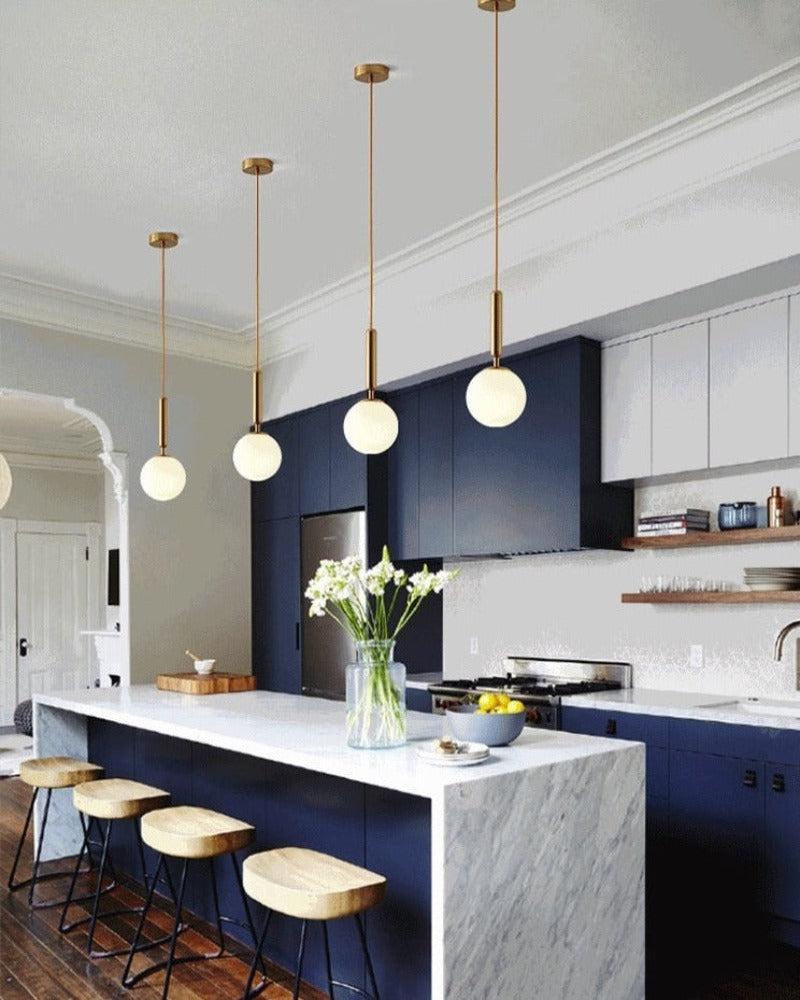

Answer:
[636,508,710,537]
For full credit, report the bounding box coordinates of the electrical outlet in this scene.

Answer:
[689,644,703,669]
[469,637,479,655]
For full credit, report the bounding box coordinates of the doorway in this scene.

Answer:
[1,521,101,719]
[0,389,129,726]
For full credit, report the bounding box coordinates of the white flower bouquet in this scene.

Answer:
[305,546,458,747]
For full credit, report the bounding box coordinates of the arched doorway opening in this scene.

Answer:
[0,389,129,725]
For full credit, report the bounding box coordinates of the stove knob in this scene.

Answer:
[526,707,539,725]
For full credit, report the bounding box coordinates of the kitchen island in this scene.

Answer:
[32,686,644,1000]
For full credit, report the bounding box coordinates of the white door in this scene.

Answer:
[16,528,95,700]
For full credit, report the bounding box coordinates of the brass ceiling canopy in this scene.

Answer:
[241,157,274,176]
[478,0,516,10]
[354,63,389,84]
[148,231,178,249]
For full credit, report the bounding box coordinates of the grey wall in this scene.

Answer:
[1,319,252,683]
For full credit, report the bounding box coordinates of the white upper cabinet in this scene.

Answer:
[652,321,709,477]
[601,336,650,482]
[709,298,788,468]
[790,294,800,457]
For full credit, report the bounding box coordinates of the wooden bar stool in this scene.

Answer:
[122,804,263,1000]
[7,756,104,907]
[59,777,173,957]
[241,847,387,1000]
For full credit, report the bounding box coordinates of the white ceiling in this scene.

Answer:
[3,0,800,349]
[0,391,103,464]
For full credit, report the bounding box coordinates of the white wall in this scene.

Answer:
[1,465,103,523]
[443,461,800,700]
[0,319,252,683]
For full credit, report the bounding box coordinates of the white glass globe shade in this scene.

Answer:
[0,453,12,510]
[232,431,282,481]
[140,454,186,501]
[343,398,399,455]
[465,365,527,428]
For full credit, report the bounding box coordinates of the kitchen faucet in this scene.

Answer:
[774,620,800,660]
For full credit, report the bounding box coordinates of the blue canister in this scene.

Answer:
[718,502,757,530]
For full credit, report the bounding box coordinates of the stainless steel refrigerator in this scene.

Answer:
[300,509,367,699]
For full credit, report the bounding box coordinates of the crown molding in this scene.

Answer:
[1,449,103,474]
[3,58,800,367]
[259,57,800,356]
[0,275,252,368]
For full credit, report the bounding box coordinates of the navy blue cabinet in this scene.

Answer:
[297,406,330,515]
[386,389,419,560]
[251,415,298,521]
[764,762,800,935]
[453,338,630,555]
[418,379,454,558]
[252,516,301,693]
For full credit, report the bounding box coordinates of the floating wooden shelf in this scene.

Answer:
[622,590,800,605]
[621,525,800,550]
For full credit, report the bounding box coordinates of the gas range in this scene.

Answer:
[428,656,631,729]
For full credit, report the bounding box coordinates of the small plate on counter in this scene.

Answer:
[415,739,490,766]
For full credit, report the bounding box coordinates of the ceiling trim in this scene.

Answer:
[2,450,103,474]
[2,57,799,369]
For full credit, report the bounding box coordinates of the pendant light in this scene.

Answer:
[232,157,282,481]
[466,0,527,428]
[0,453,11,510]
[342,64,399,455]
[140,232,187,501]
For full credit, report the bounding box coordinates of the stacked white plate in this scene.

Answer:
[744,567,800,591]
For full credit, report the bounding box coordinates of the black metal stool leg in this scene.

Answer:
[229,853,269,981]
[7,786,39,891]
[322,921,335,997]
[292,919,308,1000]
[241,907,273,1000]
[355,911,381,1000]
[59,813,97,931]
[122,852,168,988]
[160,858,190,1000]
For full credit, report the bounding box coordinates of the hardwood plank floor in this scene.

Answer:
[0,776,326,1000]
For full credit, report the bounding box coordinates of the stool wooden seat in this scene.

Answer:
[7,756,104,907]
[241,848,386,1000]
[122,805,261,1000]
[60,778,173,958]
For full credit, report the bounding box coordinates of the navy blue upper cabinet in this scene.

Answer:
[252,516,301,694]
[386,389,420,560]
[419,379,454,558]
[251,415,299,521]
[298,406,330,515]
[452,337,632,556]
[329,396,368,512]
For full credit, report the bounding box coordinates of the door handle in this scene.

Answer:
[19,637,28,657]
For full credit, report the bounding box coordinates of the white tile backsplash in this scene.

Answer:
[443,462,800,698]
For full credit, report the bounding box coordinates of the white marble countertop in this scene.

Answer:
[33,685,635,799]
[566,687,800,730]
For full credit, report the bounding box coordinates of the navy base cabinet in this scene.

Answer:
[88,720,431,1000]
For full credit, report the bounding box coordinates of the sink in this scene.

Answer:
[736,698,800,718]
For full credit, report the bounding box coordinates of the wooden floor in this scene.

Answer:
[0,776,326,1000]
[5,775,800,999]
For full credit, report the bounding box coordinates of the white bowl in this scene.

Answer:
[193,659,216,675]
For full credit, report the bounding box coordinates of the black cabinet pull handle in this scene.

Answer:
[295,622,300,651]
[19,638,28,657]
[605,718,617,736]
[772,773,786,793]
[743,769,757,788]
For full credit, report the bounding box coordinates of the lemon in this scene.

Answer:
[496,692,511,708]
[507,699,525,714]
[478,692,499,712]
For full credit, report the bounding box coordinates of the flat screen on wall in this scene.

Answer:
[107,548,120,607]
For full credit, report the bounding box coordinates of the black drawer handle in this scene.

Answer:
[743,769,757,788]
[772,773,786,793]
[605,718,617,736]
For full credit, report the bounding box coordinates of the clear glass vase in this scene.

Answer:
[345,640,406,749]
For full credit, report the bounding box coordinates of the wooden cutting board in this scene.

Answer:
[156,672,257,695]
